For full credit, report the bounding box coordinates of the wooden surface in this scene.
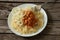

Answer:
[0,0,60,40]
[0,0,60,2]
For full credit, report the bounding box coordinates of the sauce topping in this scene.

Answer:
[23,10,37,27]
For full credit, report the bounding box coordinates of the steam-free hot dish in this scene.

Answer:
[11,7,43,34]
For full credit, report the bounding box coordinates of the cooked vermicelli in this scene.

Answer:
[11,7,43,34]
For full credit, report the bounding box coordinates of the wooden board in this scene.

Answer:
[0,0,60,2]
[0,20,60,35]
[0,2,60,34]
[0,34,60,40]
[0,3,60,20]
[0,1,60,40]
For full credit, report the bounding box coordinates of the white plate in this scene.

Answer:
[8,4,48,37]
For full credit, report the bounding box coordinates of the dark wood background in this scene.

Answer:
[0,0,60,40]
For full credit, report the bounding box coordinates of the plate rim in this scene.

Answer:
[7,3,48,37]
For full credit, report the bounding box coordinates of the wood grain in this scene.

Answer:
[0,20,60,35]
[0,3,60,20]
[0,34,60,40]
[0,2,60,40]
[0,3,60,35]
[0,0,60,2]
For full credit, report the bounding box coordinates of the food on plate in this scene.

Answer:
[11,6,43,34]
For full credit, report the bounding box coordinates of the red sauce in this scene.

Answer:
[23,10,37,27]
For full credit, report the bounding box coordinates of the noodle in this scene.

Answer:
[11,7,43,34]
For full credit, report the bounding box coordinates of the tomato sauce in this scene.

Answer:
[23,10,37,27]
